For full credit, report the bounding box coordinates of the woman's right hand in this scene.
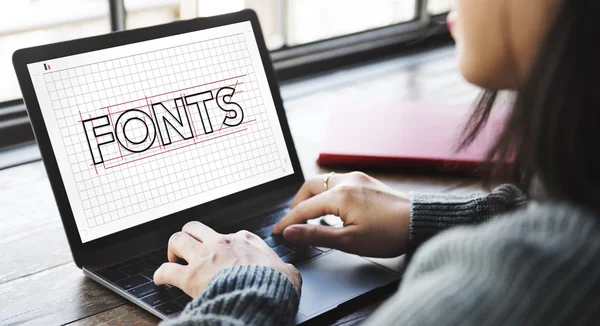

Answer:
[272,172,411,258]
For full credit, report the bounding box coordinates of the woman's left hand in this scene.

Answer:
[153,221,302,298]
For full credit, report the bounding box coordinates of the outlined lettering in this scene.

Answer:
[82,115,115,164]
[152,97,193,146]
[217,87,244,127]
[80,86,245,165]
[185,91,215,135]
[115,109,157,153]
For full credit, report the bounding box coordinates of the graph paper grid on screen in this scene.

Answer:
[27,22,294,243]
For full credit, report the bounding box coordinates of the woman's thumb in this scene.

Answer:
[282,224,349,249]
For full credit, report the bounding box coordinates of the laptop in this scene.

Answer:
[12,10,401,324]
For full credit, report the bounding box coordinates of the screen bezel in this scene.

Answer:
[12,10,304,267]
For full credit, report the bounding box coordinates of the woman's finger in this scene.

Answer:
[290,173,342,208]
[273,189,342,234]
[282,224,355,250]
[167,231,202,263]
[182,221,219,243]
[153,262,188,288]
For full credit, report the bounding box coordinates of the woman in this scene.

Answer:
[154,0,600,324]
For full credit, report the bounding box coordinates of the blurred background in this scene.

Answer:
[0,0,450,103]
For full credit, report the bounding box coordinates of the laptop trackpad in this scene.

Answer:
[296,250,399,319]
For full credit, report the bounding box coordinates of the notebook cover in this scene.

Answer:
[316,101,507,175]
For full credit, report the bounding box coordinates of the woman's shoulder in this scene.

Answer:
[489,201,600,239]
[375,204,600,326]
[439,201,599,246]
[408,201,600,279]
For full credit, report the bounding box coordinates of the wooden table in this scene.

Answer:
[0,45,484,325]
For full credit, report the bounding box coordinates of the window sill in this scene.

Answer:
[0,142,40,171]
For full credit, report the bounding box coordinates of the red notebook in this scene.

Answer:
[316,101,507,175]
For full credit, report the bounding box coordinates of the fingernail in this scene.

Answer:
[184,221,200,228]
[170,232,181,241]
[272,224,280,234]
[283,226,300,242]
[153,266,162,283]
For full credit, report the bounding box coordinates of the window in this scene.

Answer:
[119,0,450,79]
[124,0,286,50]
[124,0,433,50]
[285,0,417,46]
[428,0,451,15]
[2,0,449,104]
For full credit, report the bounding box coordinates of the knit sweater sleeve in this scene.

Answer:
[408,183,526,254]
[365,203,600,325]
[162,265,299,326]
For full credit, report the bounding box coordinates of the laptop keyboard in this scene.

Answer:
[96,248,190,316]
[251,225,330,264]
[95,220,332,316]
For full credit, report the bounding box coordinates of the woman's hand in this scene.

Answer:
[154,221,302,298]
[272,172,410,258]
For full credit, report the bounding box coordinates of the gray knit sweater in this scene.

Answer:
[165,185,600,325]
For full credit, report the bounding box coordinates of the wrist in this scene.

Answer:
[393,196,411,254]
[188,265,300,310]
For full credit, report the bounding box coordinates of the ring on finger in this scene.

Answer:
[323,172,336,191]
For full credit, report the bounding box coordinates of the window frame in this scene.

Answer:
[0,0,450,151]
[0,99,31,149]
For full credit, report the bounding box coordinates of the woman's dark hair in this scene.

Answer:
[460,0,600,211]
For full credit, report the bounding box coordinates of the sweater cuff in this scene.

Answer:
[408,184,526,255]
[176,265,299,324]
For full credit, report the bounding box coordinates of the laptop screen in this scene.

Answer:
[26,21,294,243]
